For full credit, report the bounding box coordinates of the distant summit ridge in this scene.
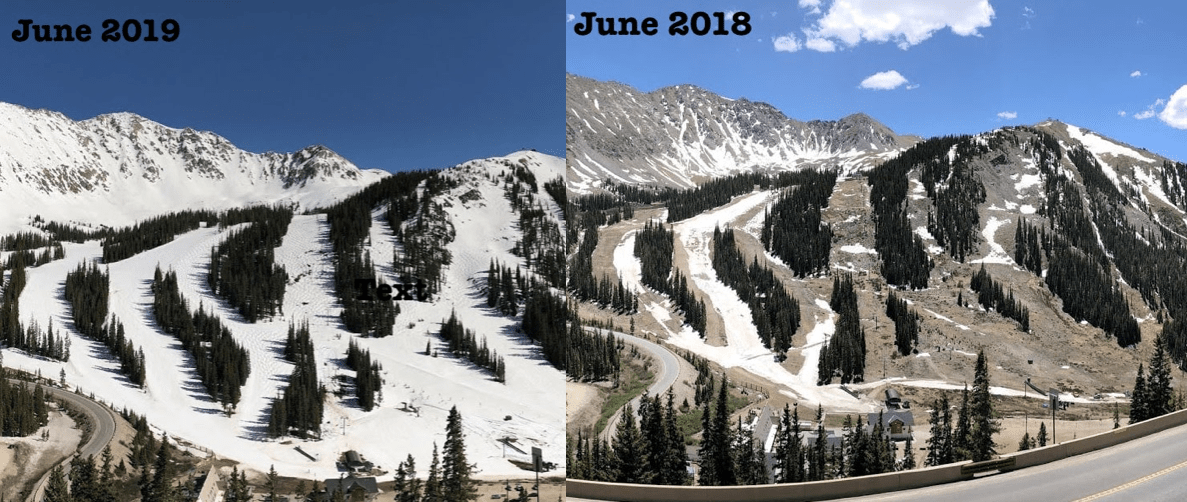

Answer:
[566,74,919,193]
[0,101,387,233]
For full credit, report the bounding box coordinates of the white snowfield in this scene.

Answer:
[850,378,1117,405]
[970,216,1014,265]
[0,102,387,235]
[3,151,565,480]
[614,230,644,294]
[652,190,873,410]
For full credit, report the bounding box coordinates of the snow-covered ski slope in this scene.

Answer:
[2,151,565,480]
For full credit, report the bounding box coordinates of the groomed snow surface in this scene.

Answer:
[2,152,565,481]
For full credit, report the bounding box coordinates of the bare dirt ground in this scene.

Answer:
[0,405,83,501]
[577,172,1187,462]
[567,382,603,433]
[574,206,713,430]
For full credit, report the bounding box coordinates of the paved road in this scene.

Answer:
[568,421,1187,502]
[591,329,681,443]
[17,381,119,502]
[836,421,1187,502]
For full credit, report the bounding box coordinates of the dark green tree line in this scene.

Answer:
[345,339,384,411]
[152,266,250,410]
[818,274,866,384]
[969,265,1030,332]
[65,262,146,386]
[208,205,292,323]
[886,290,920,356]
[438,311,506,383]
[711,226,800,357]
[268,320,324,438]
[761,170,837,277]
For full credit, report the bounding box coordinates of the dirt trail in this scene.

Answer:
[0,407,82,501]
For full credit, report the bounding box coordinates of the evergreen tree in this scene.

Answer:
[1131,363,1149,424]
[697,376,736,486]
[395,454,421,502]
[611,403,651,484]
[1146,335,1175,419]
[952,385,972,461]
[732,416,768,485]
[762,170,838,277]
[1037,422,1048,447]
[442,406,477,501]
[150,434,177,502]
[773,403,805,483]
[818,274,866,384]
[44,464,73,502]
[661,389,690,485]
[809,404,827,481]
[423,443,443,502]
[924,394,953,466]
[969,350,999,461]
[267,465,279,502]
[269,321,323,438]
[1017,432,1032,451]
[901,434,916,470]
[71,454,98,502]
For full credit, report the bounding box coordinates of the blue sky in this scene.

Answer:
[567,0,1187,163]
[3,0,563,172]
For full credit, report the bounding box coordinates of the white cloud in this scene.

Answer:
[805,37,837,52]
[1160,85,1187,129]
[799,0,823,14]
[1022,6,1036,18]
[804,0,995,51]
[997,111,1018,120]
[1131,70,1143,78]
[1131,97,1167,120]
[567,13,575,23]
[774,33,802,52]
[860,70,909,90]
[906,84,920,90]
[1118,110,1127,116]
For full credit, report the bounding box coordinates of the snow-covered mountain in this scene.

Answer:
[1,103,566,480]
[566,74,920,193]
[0,101,387,234]
[574,114,1187,417]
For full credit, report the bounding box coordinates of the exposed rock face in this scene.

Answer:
[0,102,387,232]
[566,74,919,192]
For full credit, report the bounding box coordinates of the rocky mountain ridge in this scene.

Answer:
[566,74,920,193]
[0,102,387,233]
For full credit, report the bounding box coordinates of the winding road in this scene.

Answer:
[592,329,681,443]
[16,381,119,502]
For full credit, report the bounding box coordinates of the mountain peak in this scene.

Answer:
[566,75,917,192]
[0,103,386,234]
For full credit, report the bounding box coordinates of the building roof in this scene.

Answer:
[802,430,844,449]
[324,477,379,495]
[867,410,915,429]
